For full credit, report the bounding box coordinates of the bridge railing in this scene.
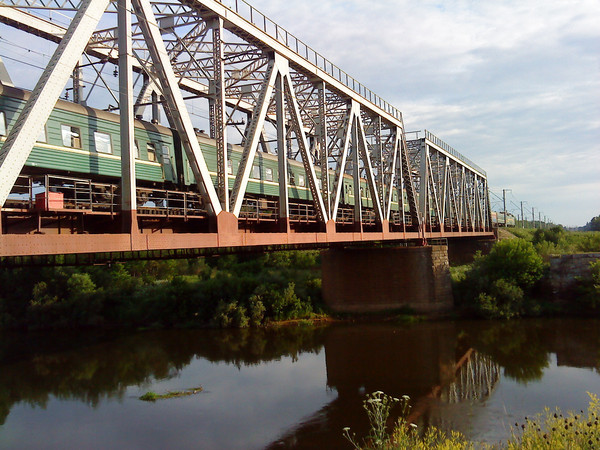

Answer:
[221,0,402,120]
[408,130,486,177]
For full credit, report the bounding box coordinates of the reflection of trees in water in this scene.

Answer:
[0,326,326,426]
[464,320,552,383]
[442,351,500,404]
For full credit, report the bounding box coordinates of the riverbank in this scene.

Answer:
[0,229,598,330]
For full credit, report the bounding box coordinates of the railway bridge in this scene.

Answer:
[0,0,493,310]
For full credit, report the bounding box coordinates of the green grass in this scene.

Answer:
[139,387,203,401]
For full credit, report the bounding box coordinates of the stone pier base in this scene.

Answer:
[321,245,453,313]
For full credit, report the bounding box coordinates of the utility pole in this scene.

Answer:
[521,201,525,228]
[532,207,535,229]
[503,189,511,227]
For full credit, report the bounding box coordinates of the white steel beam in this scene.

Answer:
[275,72,288,220]
[230,57,277,216]
[282,73,328,223]
[133,0,222,215]
[352,118,361,225]
[384,130,399,221]
[118,0,137,216]
[331,102,354,220]
[0,0,110,207]
[317,81,329,218]
[356,115,384,224]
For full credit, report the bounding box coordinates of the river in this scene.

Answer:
[1,318,600,448]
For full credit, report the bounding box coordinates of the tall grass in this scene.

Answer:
[346,391,600,449]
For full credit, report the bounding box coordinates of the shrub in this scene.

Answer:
[211,301,249,328]
[455,239,546,319]
[483,239,545,290]
[477,279,524,319]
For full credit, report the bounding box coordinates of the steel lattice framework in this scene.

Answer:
[0,0,492,257]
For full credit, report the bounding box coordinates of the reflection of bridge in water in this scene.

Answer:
[268,325,501,448]
[444,350,500,404]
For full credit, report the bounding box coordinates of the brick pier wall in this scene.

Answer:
[548,253,600,299]
[321,245,453,313]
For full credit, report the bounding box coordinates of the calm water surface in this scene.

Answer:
[1,318,600,448]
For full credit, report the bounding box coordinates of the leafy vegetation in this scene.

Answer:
[453,239,546,319]
[509,226,600,256]
[0,251,324,330]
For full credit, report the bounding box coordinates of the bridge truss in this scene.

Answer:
[0,0,492,257]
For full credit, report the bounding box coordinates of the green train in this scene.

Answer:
[0,84,409,227]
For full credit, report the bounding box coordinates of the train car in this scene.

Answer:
[0,83,410,229]
[491,211,515,227]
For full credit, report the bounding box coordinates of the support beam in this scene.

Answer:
[317,81,330,219]
[230,57,277,216]
[118,0,138,233]
[282,73,328,223]
[0,0,110,207]
[352,117,361,228]
[275,72,289,225]
[356,115,384,224]
[210,17,228,211]
[331,102,354,220]
[134,0,222,216]
[384,130,399,221]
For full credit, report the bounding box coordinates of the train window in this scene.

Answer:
[161,145,171,164]
[61,125,82,148]
[37,125,47,143]
[146,143,156,162]
[227,159,233,175]
[265,167,273,182]
[252,165,260,179]
[0,111,6,136]
[298,174,305,187]
[94,131,112,154]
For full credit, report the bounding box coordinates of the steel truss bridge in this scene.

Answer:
[0,0,493,258]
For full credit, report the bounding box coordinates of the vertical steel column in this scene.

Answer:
[374,117,384,213]
[210,17,228,211]
[395,135,406,229]
[72,61,83,104]
[151,91,160,123]
[118,0,137,232]
[0,0,110,207]
[275,72,288,223]
[441,157,449,230]
[317,81,329,219]
[352,117,362,228]
[419,141,429,230]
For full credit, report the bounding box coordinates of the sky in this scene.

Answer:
[235,0,600,227]
[0,0,598,226]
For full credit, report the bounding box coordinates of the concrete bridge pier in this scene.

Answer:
[321,245,453,314]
